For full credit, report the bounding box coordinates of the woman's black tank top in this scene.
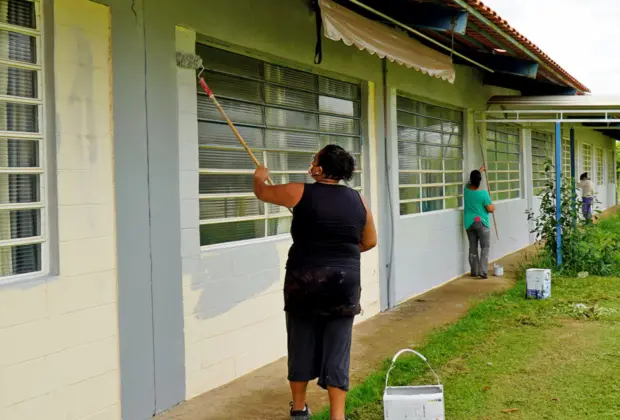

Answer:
[286,183,367,270]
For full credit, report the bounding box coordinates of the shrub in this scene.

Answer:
[526,160,620,276]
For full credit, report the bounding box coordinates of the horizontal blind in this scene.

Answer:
[582,143,593,176]
[531,131,553,195]
[486,123,520,201]
[196,44,363,246]
[0,0,43,279]
[596,147,604,185]
[396,95,463,215]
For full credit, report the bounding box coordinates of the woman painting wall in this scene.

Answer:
[253,145,377,420]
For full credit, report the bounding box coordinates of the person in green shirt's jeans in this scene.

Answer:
[464,166,495,279]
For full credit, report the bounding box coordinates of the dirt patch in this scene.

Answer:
[157,246,534,420]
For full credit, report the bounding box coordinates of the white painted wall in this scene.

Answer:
[0,1,120,419]
[176,28,381,398]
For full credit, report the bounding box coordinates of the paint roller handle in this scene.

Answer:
[199,78,276,186]
[384,349,441,388]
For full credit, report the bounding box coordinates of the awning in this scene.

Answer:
[319,0,456,84]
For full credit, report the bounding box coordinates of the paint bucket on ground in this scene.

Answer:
[526,268,552,300]
[493,264,504,277]
[383,349,445,420]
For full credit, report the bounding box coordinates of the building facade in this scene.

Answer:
[0,0,616,419]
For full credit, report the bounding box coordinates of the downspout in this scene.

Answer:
[451,0,581,92]
[382,58,395,308]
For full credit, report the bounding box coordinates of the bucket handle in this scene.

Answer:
[385,349,441,389]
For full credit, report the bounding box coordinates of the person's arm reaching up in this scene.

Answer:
[253,165,303,208]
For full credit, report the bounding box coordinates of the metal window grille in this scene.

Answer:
[0,0,43,279]
[596,147,604,185]
[531,131,553,195]
[609,150,615,184]
[582,143,593,177]
[196,44,363,246]
[396,95,464,215]
[486,123,521,201]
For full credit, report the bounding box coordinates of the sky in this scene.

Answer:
[482,0,620,94]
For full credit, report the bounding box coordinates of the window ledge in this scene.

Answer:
[200,233,293,253]
[399,207,462,220]
[0,272,58,288]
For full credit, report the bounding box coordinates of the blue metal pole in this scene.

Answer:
[570,127,576,228]
[555,122,562,265]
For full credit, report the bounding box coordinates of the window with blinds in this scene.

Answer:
[582,143,593,177]
[196,44,363,246]
[531,131,553,195]
[486,123,521,201]
[0,0,43,279]
[396,95,463,215]
[596,147,604,185]
[609,150,616,184]
[562,137,571,178]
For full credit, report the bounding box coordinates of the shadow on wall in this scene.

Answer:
[189,240,287,320]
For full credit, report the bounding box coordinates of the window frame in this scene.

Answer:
[486,123,522,202]
[195,43,365,248]
[581,142,593,178]
[596,146,604,186]
[0,0,47,283]
[531,130,554,196]
[395,93,465,217]
[561,136,571,179]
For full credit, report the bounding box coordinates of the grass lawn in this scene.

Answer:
[314,268,620,418]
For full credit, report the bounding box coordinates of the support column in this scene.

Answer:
[555,122,562,265]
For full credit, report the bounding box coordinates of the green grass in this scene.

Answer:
[313,274,620,420]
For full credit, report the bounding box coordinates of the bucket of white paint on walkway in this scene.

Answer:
[383,349,444,420]
[493,263,504,277]
[526,268,552,300]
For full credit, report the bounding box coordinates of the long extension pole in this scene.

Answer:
[197,77,293,214]
[477,126,500,240]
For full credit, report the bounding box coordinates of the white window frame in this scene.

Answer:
[596,146,604,186]
[195,44,364,248]
[562,136,571,178]
[395,94,464,217]
[531,130,554,195]
[582,143,593,178]
[486,123,521,202]
[0,0,47,283]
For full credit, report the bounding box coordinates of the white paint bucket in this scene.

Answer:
[493,264,504,277]
[383,349,445,420]
[526,268,552,299]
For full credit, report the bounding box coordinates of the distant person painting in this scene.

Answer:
[463,166,495,279]
[577,172,595,222]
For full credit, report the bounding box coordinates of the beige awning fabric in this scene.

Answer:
[319,0,456,83]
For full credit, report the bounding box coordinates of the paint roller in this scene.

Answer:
[176,52,292,214]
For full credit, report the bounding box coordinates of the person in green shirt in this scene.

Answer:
[464,166,495,279]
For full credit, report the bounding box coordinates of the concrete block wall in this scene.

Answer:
[0,1,120,419]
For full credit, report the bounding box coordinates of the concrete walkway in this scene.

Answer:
[158,247,534,420]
